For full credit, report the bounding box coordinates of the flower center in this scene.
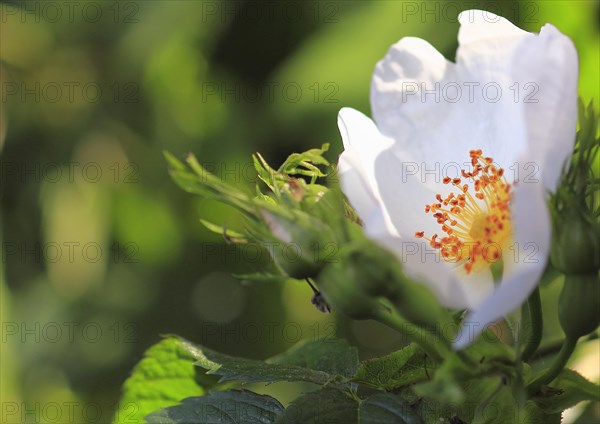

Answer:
[415,149,513,274]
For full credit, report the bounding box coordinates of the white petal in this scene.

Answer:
[376,235,493,309]
[450,265,495,309]
[456,14,578,191]
[509,24,578,191]
[338,153,379,226]
[457,10,531,68]
[367,145,495,309]
[371,34,528,172]
[456,9,532,88]
[338,108,392,152]
[452,11,534,166]
[370,146,437,238]
[453,180,550,349]
[337,108,397,237]
[363,206,397,240]
[370,36,450,145]
[370,37,466,165]
[375,236,465,308]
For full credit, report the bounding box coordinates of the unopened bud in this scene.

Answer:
[261,209,338,279]
[315,262,383,320]
[550,208,600,274]
[559,273,600,339]
[316,240,450,329]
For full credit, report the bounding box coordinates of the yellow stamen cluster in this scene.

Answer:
[415,150,512,274]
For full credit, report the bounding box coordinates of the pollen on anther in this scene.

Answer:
[418,150,513,275]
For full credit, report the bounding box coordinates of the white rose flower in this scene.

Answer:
[337,10,578,349]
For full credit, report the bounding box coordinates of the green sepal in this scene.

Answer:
[258,206,339,279]
[315,261,384,320]
[164,151,256,217]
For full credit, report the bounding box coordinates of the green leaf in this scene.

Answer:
[352,344,431,390]
[178,336,356,386]
[279,144,331,182]
[199,219,247,241]
[466,378,562,424]
[253,152,277,191]
[145,390,284,424]
[113,337,205,424]
[275,388,358,424]
[163,151,187,172]
[232,272,287,283]
[409,379,561,424]
[252,145,331,198]
[358,393,423,424]
[470,391,562,424]
[519,402,562,424]
[533,368,600,413]
[165,152,255,216]
[267,338,359,379]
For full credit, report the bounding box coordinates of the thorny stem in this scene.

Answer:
[526,336,577,397]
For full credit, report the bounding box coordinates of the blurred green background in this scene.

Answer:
[1,1,598,423]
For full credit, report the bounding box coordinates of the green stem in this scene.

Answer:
[372,307,444,363]
[521,288,543,362]
[534,332,598,360]
[526,336,577,397]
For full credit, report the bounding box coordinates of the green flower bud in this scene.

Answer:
[316,239,450,329]
[281,179,329,207]
[549,100,600,275]
[261,209,338,279]
[349,240,450,330]
[559,273,600,340]
[315,262,383,320]
[550,208,600,274]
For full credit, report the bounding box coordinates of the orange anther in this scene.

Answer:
[418,150,512,275]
